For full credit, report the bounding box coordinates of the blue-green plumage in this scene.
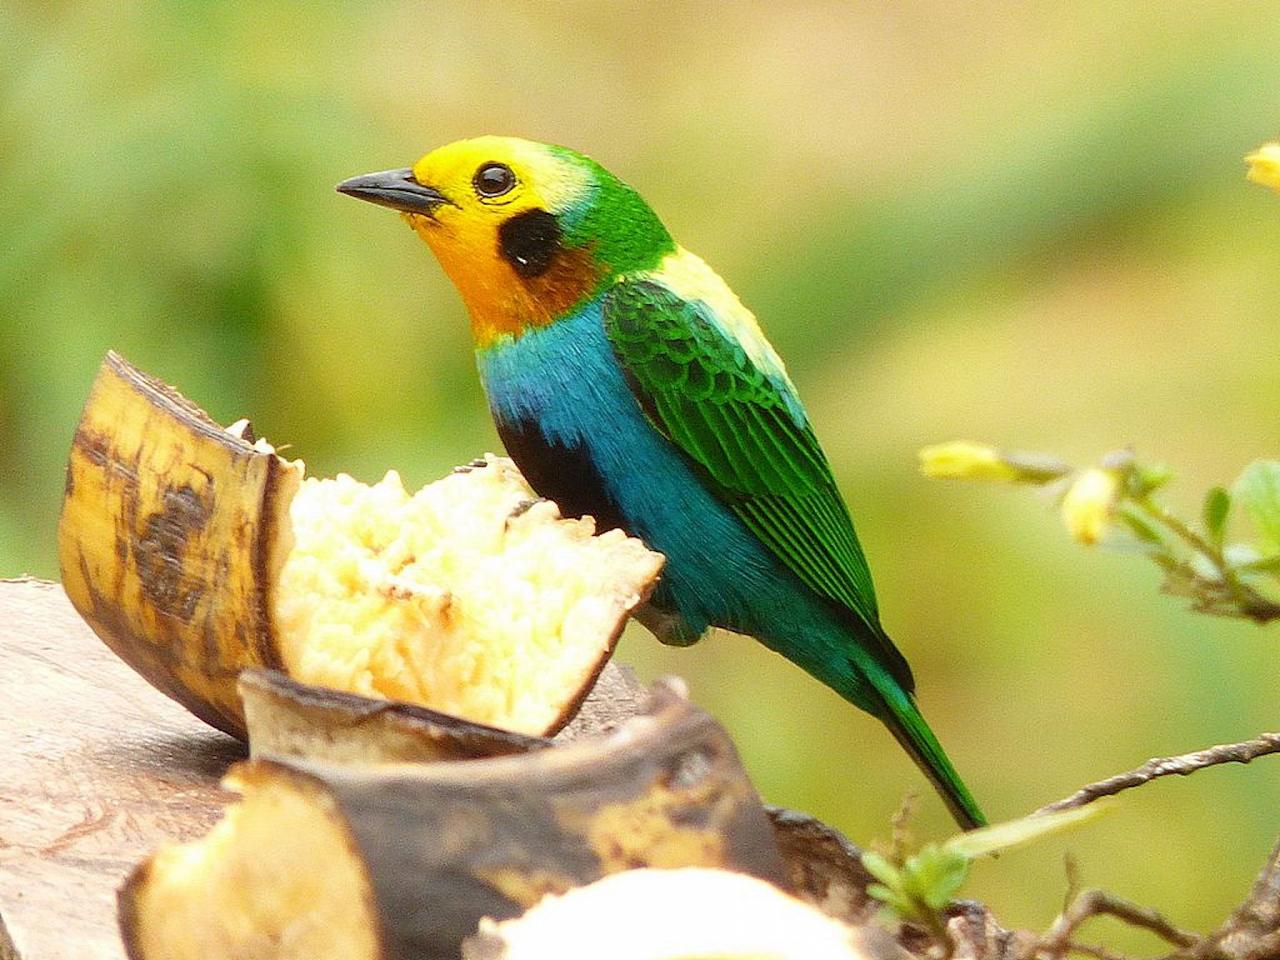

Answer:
[479,290,986,829]
[481,299,773,645]
[341,135,986,829]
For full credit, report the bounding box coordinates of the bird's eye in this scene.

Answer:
[473,162,516,198]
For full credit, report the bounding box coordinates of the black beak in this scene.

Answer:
[335,168,452,216]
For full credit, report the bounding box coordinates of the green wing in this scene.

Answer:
[603,279,913,692]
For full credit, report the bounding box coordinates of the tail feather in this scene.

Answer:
[865,667,987,830]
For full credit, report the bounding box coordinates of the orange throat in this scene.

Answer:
[405,213,605,348]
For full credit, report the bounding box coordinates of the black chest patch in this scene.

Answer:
[495,416,629,535]
[498,208,562,278]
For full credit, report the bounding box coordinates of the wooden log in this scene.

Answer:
[0,578,239,960]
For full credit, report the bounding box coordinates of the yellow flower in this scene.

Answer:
[919,441,1021,482]
[1060,468,1122,545]
[1245,142,1280,192]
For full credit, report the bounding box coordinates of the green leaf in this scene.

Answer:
[1117,506,1167,547]
[860,851,903,888]
[1234,461,1280,554]
[867,883,917,919]
[944,802,1108,860]
[1132,462,1173,495]
[1203,486,1231,546]
[906,846,970,909]
[1240,553,1280,574]
[866,804,1109,923]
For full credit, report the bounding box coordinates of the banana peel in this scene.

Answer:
[59,352,664,739]
[237,667,880,927]
[118,683,790,960]
[239,659,650,764]
[58,354,298,736]
[238,667,549,763]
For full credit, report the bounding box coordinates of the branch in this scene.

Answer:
[1034,889,1198,960]
[1035,733,1280,815]
[1187,840,1280,959]
[1064,943,1129,960]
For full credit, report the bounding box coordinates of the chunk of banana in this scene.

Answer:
[465,868,874,960]
[119,686,789,960]
[59,352,664,738]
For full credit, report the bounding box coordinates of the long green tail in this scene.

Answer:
[864,660,987,830]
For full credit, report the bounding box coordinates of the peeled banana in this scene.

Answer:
[59,352,664,738]
[464,868,873,960]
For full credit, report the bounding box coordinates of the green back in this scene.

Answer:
[603,279,914,692]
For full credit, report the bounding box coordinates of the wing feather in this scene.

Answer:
[603,279,913,691]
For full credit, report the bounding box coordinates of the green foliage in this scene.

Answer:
[1202,486,1231,548]
[925,445,1280,624]
[863,805,1105,932]
[1234,461,1280,555]
[864,845,969,921]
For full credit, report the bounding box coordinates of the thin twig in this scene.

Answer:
[1128,496,1280,624]
[1182,840,1280,960]
[1036,733,1280,815]
[1062,854,1083,914]
[890,792,919,863]
[1063,942,1130,960]
[1036,889,1199,960]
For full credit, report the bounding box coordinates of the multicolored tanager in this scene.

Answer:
[338,137,986,828]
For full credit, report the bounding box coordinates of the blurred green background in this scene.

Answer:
[4,0,1278,946]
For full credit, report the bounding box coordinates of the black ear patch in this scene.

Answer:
[498,209,561,278]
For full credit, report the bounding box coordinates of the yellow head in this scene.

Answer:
[339,136,673,347]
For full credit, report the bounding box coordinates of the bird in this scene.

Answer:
[337,136,986,829]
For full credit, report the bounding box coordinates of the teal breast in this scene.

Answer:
[477,298,823,645]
